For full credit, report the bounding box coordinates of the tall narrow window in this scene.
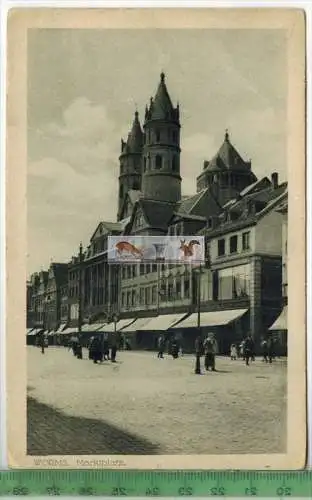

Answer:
[172,155,178,172]
[218,238,225,257]
[119,185,124,198]
[155,130,161,142]
[155,155,162,169]
[172,130,178,143]
[242,231,250,251]
[143,157,147,172]
[230,235,238,254]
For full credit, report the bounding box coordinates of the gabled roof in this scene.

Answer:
[239,177,271,197]
[204,183,288,237]
[127,198,175,233]
[119,189,142,221]
[177,190,207,214]
[144,73,179,123]
[90,221,123,241]
[177,187,222,219]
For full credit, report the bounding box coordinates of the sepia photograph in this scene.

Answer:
[6,8,306,469]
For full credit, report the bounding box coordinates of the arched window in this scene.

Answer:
[119,184,124,198]
[155,155,162,169]
[155,130,161,142]
[172,155,178,172]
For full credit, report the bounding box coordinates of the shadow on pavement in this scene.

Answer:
[27,397,161,455]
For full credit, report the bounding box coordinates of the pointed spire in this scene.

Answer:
[145,72,179,123]
[225,129,229,142]
[125,110,143,153]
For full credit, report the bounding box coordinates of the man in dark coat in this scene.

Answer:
[157,334,165,359]
[194,335,203,374]
[111,333,117,363]
[244,335,254,366]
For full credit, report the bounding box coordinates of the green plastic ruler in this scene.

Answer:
[0,471,312,497]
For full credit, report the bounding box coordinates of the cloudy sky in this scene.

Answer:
[27,28,287,275]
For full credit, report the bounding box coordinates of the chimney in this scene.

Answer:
[271,172,279,189]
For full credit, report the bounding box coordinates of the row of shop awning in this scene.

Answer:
[27,307,287,337]
[269,306,287,331]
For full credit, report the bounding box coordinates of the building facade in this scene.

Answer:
[27,73,287,352]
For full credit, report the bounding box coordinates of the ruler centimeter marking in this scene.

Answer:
[0,471,312,496]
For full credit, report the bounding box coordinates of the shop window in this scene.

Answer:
[218,238,225,257]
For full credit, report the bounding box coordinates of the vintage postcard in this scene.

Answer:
[6,8,306,469]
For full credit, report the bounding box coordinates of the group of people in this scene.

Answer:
[230,335,278,365]
[157,334,183,359]
[69,334,119,363]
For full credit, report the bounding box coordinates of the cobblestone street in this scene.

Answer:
[27,346,287,455]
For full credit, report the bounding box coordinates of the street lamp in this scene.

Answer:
[78,242,83,336]
[153,243,166,314]
[193,263,203,375]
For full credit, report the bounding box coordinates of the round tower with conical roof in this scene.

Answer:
[142,73,181,203]
[117,111,143,221]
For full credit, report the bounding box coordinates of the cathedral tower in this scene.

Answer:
[142,73,181,203]
[117,111,143,221]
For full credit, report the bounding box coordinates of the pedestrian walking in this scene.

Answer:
[194,335,203,374]
[157,334,165,359]
[230,343,238,360]
[103,334,110,360]
[244,335,254,366]
[39,335,45,354]
[261,338,269,363]
[111,333,117,363]
[203,333,217,371]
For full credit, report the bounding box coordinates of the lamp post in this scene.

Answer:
[153,243,166,315]
[194,263,203,374]
[78,242,83,337]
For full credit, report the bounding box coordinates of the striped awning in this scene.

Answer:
[171,309,248,329]
[54,323,67,334]
[269,306,287,331]
[60,327,78,335]
[138,314,187,331]
[120,317,154,333]
[96,319,135,333]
